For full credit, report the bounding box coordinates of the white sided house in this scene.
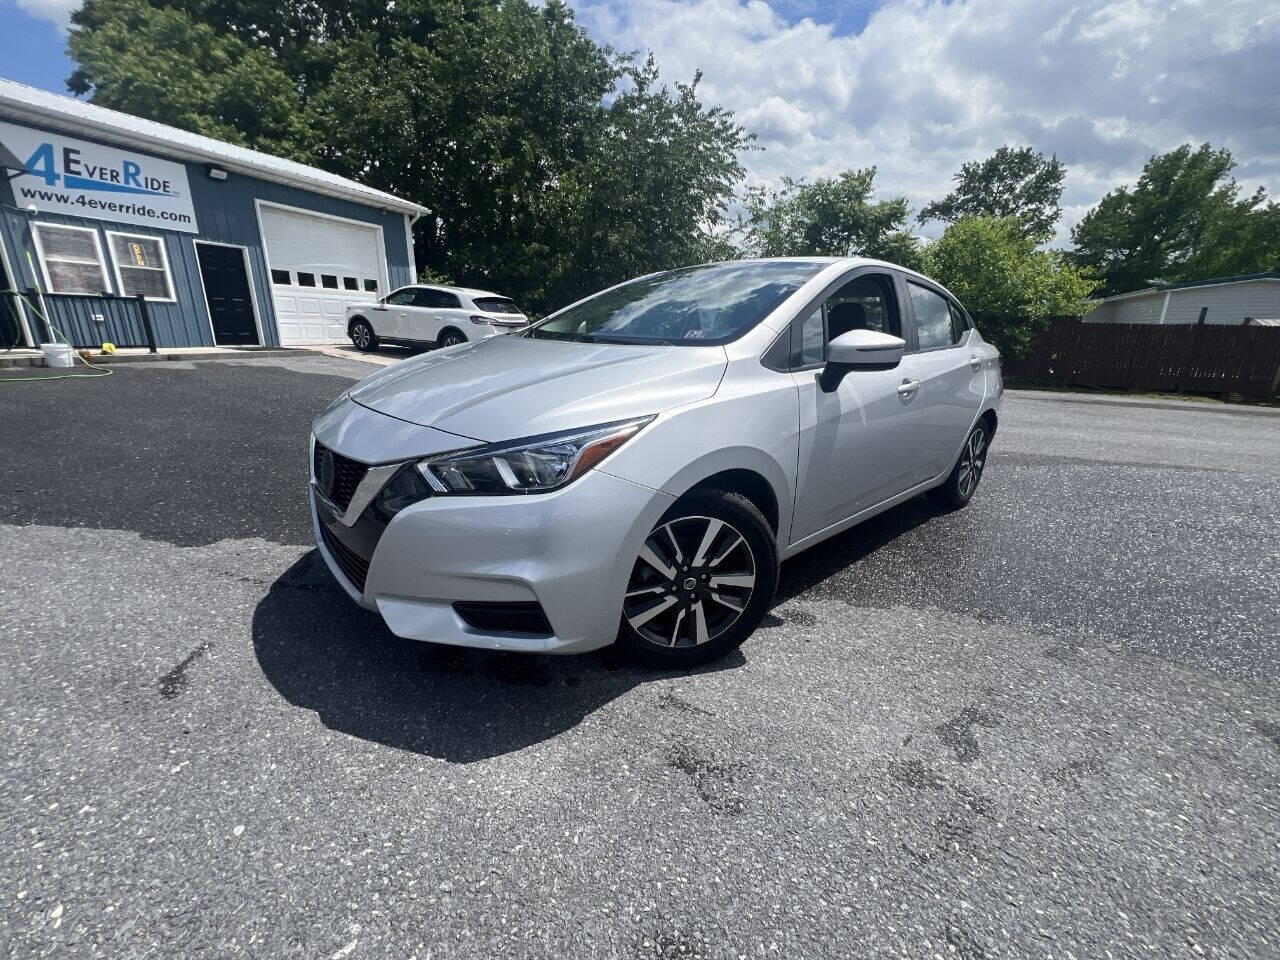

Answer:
[1084,272,1280,327]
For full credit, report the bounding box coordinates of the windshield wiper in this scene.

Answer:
[525,329,598,343]
[590,335,681,346]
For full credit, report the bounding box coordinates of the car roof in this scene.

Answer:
[729,256,966,307]
[403,283,510,299]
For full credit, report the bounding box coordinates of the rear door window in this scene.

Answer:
[412,289,462,309]
[907,282,959,350]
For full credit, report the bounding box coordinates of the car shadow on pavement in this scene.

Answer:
[252,551,744,762]
[774,495,937,605]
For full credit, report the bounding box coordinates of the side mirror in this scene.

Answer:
[819,329,905,392]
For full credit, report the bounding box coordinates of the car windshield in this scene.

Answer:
[526,260,829,345]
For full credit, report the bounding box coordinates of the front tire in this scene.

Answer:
[931,419,989,510]
[349,319,379,352]
[617,490,778,668]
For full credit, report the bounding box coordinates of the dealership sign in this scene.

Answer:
[0,121,199,233]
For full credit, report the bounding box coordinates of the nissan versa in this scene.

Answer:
[309,258,1002,666]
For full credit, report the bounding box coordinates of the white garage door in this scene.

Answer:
[260,204,387,344]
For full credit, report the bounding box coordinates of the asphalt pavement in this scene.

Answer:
[1,357,1277,959]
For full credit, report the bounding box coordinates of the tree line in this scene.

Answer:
[67,0,1280,357]
[738,144,1280,356]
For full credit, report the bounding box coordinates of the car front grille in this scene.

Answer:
[453,601,554,636]
[313,439,368,512]
[317,515,371,593]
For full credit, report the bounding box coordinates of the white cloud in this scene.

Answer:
[14,0,81,31]
[570,0,1280,244]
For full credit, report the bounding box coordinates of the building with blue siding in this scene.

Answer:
[0,79,428,350]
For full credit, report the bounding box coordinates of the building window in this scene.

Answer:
[297,273,316,287]
[363,279,378,292]
[106,232,176,301]
[343,276,358,290]
[321,274,339,289]
[31,223,111,295]
[271,269,291,285]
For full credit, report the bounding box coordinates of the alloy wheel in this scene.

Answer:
[623,515,757,648]
[352,324,372,349]
[957,426,986,498]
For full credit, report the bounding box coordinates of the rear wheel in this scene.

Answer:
[349,319,378,352]
[617,490,778,668]
[931,420,989,510]
[437,328,466,349]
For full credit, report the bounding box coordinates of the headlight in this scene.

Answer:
[416,417,652,495]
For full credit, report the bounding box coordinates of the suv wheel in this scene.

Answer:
[618,490,778,667]
[350,319,378,352]
[437,328,466,349]
[931,420,989,510]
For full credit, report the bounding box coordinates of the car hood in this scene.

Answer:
[347,335,727,441]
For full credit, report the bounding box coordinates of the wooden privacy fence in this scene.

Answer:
[1004,317,1280,398]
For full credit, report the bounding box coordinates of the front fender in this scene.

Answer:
[596,378,800,548]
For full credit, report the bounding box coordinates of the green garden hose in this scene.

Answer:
[0,286,112,382]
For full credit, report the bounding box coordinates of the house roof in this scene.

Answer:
[0,78,429,218]
[1097,271,1280,304]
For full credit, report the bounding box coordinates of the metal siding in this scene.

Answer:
[1083,301,1115,323]
[0,114,414,347]
[1108,293,1164,324]
[1163,281,1280,325]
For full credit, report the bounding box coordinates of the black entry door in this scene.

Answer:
[197,243,259,345]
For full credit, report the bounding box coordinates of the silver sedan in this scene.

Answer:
[310,257,1001,667]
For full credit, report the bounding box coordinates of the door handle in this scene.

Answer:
[970,354,983,370]
[897,379,921,398]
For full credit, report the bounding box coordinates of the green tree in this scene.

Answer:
[67,0,317,161]
[1071,143,1280,296]
[919,146,1066,239]
[923,216,1096,358]
[738,168,920,267]
[67,0,751,315]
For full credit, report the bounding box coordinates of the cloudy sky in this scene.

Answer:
[569,0,1280,242]
[5,0,1279,244]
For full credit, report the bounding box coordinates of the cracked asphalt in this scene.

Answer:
[2,356,1278,959]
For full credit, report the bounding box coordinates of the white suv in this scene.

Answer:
[345,284,527,352]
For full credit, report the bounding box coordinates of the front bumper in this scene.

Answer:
[311,455,674,654]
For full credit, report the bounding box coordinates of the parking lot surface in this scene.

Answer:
[2,356,1278,959]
